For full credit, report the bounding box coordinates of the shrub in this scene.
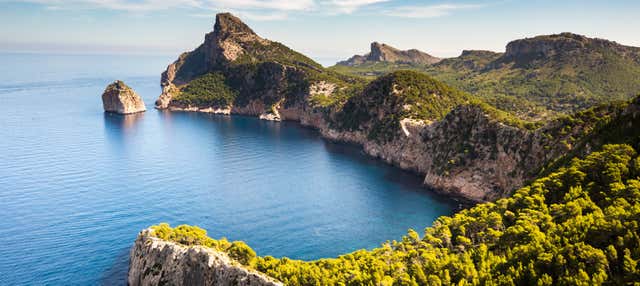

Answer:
[227,241,257,265]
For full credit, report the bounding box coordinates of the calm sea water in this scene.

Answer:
[0,53,456,285]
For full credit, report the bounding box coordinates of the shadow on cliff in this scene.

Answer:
[100,247,130,286]
[321,140,465,209]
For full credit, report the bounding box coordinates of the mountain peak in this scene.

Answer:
[337,42,441,67]
[501,32,638,64]
[213,13,257,38]
[369,42,401,62]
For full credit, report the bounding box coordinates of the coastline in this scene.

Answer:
[157,104,484,205]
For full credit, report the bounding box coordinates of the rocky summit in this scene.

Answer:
[102,80,146,114]
[337,42,441,66]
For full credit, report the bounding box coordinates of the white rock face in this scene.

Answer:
[128,229,282,286]
[102,80,146,114]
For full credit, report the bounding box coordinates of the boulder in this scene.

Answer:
[102,80,146,114]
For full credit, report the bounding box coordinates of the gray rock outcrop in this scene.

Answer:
[128,229,282,286]
[102,80,146,114]
[337,42,441,66]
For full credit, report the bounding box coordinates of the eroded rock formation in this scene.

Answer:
[102,80,146,114]
[337,42,441,66]
[128,229,282,286]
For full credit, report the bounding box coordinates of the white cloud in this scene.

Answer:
[14,0,487,20]
[16,0,386,14]
[16,0,314,12]
[322,0,389,14]
[385,3,484,18]
[205,0,314,11]
[16,0,202,11]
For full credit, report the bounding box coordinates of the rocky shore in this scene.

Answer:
[128,229,282,286]
[151,13,593,203]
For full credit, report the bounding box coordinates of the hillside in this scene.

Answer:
[154,13,636,202]
[333,70,470,142]
[138,94,640,283]
[134,14,640,285]
[332,33,640,120]
[155,12,359,119]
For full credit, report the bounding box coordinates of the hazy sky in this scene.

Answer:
[1,0,639,66]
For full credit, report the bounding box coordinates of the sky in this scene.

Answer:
[1,0,639,66]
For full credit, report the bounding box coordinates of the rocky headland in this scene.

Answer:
[128,229,282,286]
[102,80,146,114]
[127,11,640,286]
[151,13,629,203]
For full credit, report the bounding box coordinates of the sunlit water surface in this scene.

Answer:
[0,53,456,285]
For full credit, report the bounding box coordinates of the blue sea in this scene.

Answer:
[0,53,456,285]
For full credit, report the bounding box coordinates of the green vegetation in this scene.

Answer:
[227,39,360,91]
[423,45,640,119]
[336,70,468,130]
[329,61,430,79]
[233,41,323,70]
[173,72,237,107]
[331,35,640,120]
[539,97,640,177]
[150,223,256,266]
[308,83,366,109]
[150,143,640,285]
[334,70,536,142]
[152,22,640,284]
[172,38,363,111]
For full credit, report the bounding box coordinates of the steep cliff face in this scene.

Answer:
[156,13,268,109]
[318,71,597,201]
[499,32,640,67]
[154,13,614,203]
[337,42,441,66]
[102,80,146,114]
[156,12,349,120]
[128,229,282,286]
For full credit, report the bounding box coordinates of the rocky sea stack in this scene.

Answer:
[102,80,146,114]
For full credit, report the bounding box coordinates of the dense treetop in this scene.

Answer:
[150,142,640,285]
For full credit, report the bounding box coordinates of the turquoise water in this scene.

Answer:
[0,53,456,285]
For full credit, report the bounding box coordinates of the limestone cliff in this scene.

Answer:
[154,13,607,203]
[337,42,441,66]
[317,71,602,201]
[102,80,146,114]
[128,229,282,286]
[155,12,345,120]
[498,32,640,67]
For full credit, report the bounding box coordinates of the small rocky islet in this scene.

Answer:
[102,80,146,114]
[126,12,640,286]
